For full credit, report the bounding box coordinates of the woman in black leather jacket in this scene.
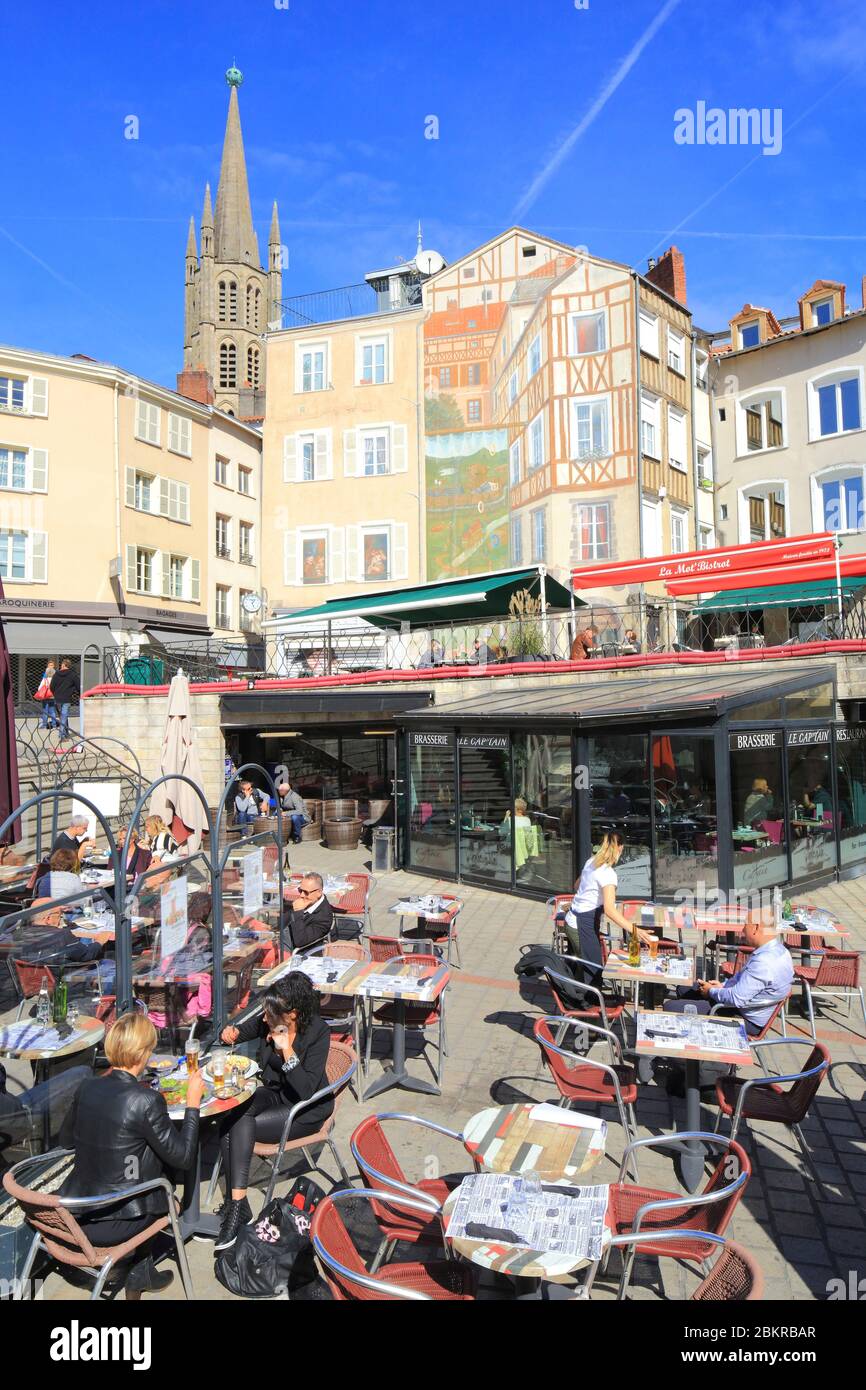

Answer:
[214,971,332,1252]
[60,1011,204,1296]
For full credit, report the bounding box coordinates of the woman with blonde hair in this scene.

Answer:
[59,1010,204,1296]
[565,831,655,988]
[143,814,179,863]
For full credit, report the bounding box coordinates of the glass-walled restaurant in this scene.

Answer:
[400,665,866,901]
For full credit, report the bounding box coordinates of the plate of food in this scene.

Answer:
[202,1053,257,1082]
[147,1055,181,1077]
[158,1075,213,1109]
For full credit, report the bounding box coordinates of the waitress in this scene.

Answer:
[565,830,655,988]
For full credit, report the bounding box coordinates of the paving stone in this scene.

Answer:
[780,1237,833,1267]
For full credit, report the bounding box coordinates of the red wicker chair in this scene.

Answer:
[8,958,57,1020]
[332,872,373,939]
[538,954,628,1042]
[792,949,865,1040]
[350,1112,478,1268]
[606,1133,751,1299]
[398,895,463,965]
[714,1038,830,1189]
[311,1188,476,1301]
[593,1229,763,1301]
[533,1015,640,1178]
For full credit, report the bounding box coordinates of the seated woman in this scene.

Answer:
[116,826,153,881]
[35,847,84,902]
[145,924,213,1030]
[143,815,180,864]
[59,1011,204,1296]
[214,972,332,1251]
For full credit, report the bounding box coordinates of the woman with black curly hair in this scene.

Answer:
[212,972,332,1251]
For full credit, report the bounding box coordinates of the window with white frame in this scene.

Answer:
[124,546,198,600]
[133,471,152,512]
[640,391,659,458]
[811,298,834,327]
[215,585,231,629]
[809,371,862,440]
[168,412,192,457]
[697,445,713,486]
[167,554,186,599]
[639,310,659,358]
[343,424,405,478]
[0,375,26,414]
[285,528,344,587]
[510,514,523,564]
[572,396,610,460]
[215,515,231,559]
[297,342,328,393]
[136,547,155,593]
[215,455,230,486]
[739,484,787,542]
[815,471,865,531]
[124,469,188,521]
[530,507,547,563]
[508,369,519,404]
[467,363,481,385]
[357,335,389,385]
[509,438,521,487]
[528,412,544,472]
[641,499,662,557]
[739,320,760,348]
[699,524,714,550]
[237,465,252,496]
[738,391,785,454]
[570,310,607,356]
[135,400,160,445]
[667,328,685,374]
[345,522,409,583]
[670,505,688,554]
[528,333,542,378]
[0,529,28,580]
[239,521,254,564]
[0,445,47,493]
[362,429,390,476]
[695,350,709,390]
[668,406,687,471]
[284,429,333,483]
[575,501,611,561]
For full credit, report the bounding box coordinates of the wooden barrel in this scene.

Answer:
[323,817,363,849]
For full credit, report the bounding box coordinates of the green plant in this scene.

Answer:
[508,589,546,658]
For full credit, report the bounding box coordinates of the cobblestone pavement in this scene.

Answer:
[8,843,865,1302]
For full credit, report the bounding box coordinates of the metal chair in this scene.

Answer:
[585,1229,763,1301]
[205,1039,357,1209]
[2,1150,194,1300]
[8,958,58,1020]
[606,1133,751,1299]
[332,872,373,939]
[300,941,368,1063]
[794,949,866,1040]
[541,955,628,1043]
[350,1112,478,1269]
[365,954,447,1086]
[714,1038,830,1190]
[311,1188,476,1301]
[533,1016,640,1179]
[546,894,574,954]
[398,895,463,966]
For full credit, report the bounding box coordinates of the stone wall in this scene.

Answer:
[83,691,226,808]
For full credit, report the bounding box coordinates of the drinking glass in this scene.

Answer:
[67,1003,80,1029]
[186,1039,201,1073]
[210,1047,227,1091]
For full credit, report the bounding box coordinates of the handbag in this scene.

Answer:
[34,676,52,701]
[214,1176,328,1299]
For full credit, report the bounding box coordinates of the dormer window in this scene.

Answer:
[812,298,834,327]
[739,321,760,348]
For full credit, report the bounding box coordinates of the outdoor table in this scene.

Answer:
[463,1102,607,1181]
[0,1013,105,1148]
[634,1010,752,1192]
[732,828,769,845]
[603,948,694,989]
[442,1173,611,1295]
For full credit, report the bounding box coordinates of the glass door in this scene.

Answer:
[458,733,512,887]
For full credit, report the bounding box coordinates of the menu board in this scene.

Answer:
[160,877,189,960]
[243,848,264,916]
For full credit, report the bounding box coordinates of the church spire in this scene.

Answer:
[185,216,198,260]
[213,66,260,267]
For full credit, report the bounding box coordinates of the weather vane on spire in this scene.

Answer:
[225,61,243,87]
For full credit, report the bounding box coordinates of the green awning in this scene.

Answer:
[694,578,866,613]
[268,567,581,630]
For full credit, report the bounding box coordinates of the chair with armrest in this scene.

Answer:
[533,1015,639,1179]
[714,1038,830,1190]
[793,948,865,1040]
[584,1229,763,1301]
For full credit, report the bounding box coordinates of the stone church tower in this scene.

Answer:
[181,66,282,419]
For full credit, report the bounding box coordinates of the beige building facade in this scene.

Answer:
[0,344,262,702]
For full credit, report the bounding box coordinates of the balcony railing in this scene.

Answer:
[238,551,255,566]
[275,279,422,330]
[215,544,232,560]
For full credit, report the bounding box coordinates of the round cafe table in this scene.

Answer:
[462,1103,606,1182]
[0,1014,104,1072]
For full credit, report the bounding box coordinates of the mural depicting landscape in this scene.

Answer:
[425,421,510,579]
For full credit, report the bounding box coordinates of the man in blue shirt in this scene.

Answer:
[664,910,794,1036]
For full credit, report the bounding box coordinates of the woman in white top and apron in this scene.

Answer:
[565,831,655,989]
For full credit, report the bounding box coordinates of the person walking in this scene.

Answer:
[50,658,80,739]
[35,660,58,729]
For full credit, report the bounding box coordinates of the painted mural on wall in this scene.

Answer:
[425,422,510,579]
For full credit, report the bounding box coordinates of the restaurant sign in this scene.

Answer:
[786,727,832,747]
[836,725,866,744]
[729,729,781,752]
[411,731,454,748]
[571,532,834,591]
[458,734,509,750]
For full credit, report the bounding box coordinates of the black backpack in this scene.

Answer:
[214,1176,327,1299]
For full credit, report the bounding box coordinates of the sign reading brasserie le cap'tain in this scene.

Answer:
[458,734,508,750]
[411,731,454,747]
[728,729,781,752]
[786,728,832,747]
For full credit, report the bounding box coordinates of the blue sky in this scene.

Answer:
[2,0,866,388]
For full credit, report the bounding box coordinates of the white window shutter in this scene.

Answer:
[317,430,333,480]
[190,558,200,602]
[283,434,297,484]
[393,522,409,580]
[160,551,170,598]
[30,532,48,583]
[136,399,147,439]
[126,544,137,592]
[284,531,298,585]
[343,429,358,478]
[329,527,345,583]
[168,414,179,452]
[31,449,49,492]
[181,417,191,455]
[159,477,170,516]
[391,424,408,473]
[346,525,361,581]
[178,482,189,522]
[29,377,49,417]
[125,466,136,507]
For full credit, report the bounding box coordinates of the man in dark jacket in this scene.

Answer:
[49,659,80,739]
[289,872,334,951]
[1,899,102,966]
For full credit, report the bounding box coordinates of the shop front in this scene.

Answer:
[399,664,863,902]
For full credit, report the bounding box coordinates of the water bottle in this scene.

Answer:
[37,980,51,1027]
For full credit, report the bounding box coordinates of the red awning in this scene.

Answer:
[571,533,834,591]
[665,553,864,597]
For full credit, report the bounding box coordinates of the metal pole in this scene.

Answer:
[834,533,844,635]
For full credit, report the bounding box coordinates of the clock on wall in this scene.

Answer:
[241,591,263,615]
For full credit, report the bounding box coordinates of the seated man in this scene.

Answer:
[1,898,103,968]
[52,813,95,858]
[234,779,270,832]
[277,780,310,844]
[289,872,334,951]
[663,908,794,1036]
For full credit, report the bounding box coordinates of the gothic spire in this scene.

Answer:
[213,77,260,267]
[269,201,281,245]
[201,181,214,229]
[185,216,198,259]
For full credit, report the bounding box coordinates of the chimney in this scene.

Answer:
[645,246,687,305]
[175,367,215,406]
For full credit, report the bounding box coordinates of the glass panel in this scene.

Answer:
[787,734,837,877]
[129,854,216,1042]
[512,732,573,892]
[587,732,651,897]
[458,735,512,886]
[785,684,834,718]
[652,737,718,895]
[729,697,782,721]
[836,727,866,867]
[408,734,457,875]
[220,831,284,973]
[337,736,394,820]
[264,736,340,803]
[729,734,787,892]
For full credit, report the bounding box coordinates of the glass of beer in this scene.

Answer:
[210,1047,227,1092]
[186,1039,201,1074]
[648,935,659,962]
